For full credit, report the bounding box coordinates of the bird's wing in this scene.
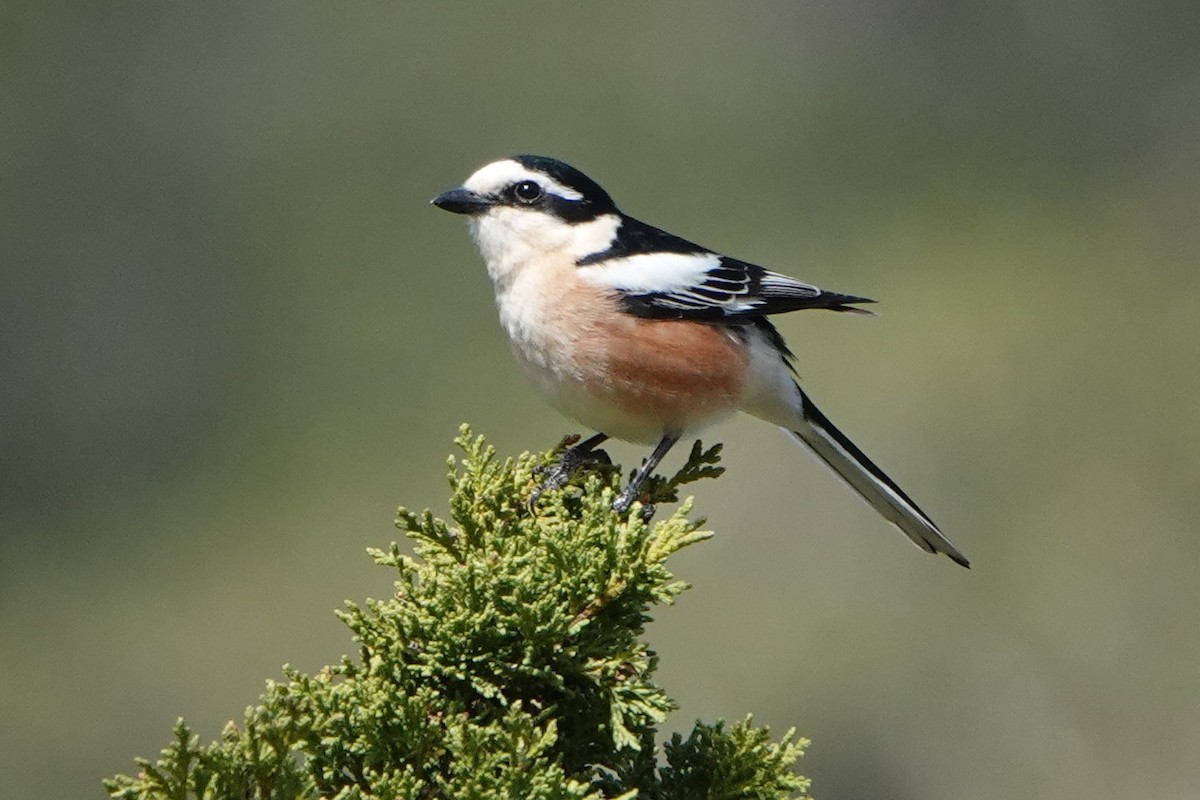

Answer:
[577,251,875,322]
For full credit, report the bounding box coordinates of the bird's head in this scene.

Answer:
[432,156,623,281]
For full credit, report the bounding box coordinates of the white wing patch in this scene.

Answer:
[576,252,722,294]
[577,251,867,320]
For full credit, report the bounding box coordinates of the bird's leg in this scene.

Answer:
[530,433,611,509]
[613,432,681,514]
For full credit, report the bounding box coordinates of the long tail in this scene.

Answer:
[787,386,970,568]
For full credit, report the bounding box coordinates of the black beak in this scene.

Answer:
[431,187,493,215]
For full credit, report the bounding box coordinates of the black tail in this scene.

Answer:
[788,388,969,568]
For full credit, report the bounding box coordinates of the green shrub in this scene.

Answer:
[106,427,809,800]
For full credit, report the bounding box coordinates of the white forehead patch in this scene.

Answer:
[461,159,584,200]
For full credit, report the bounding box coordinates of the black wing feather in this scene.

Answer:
[617,256,875,322]
[580,214,875,321]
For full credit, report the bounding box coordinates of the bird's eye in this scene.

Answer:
[512,181,544,204]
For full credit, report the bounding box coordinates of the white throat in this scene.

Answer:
[469,211,621,290]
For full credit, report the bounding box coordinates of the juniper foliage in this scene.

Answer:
[106,426,810,799]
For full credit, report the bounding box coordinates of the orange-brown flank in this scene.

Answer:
[577,309,750,429]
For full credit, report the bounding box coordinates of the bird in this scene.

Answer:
[431,155,968,567]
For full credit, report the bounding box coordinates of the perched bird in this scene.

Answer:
[431,155,968,567]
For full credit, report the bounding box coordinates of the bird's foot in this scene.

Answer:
[611,486,656,523]
[530,436,612,511]
[610,432,681,522]
[612,486,635,515]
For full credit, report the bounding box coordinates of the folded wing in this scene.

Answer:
[575,219,874,322]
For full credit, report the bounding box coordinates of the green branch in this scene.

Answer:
[106,426,810,800]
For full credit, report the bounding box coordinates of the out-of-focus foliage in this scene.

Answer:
[105,430,807,800]
[3,3,1198,799]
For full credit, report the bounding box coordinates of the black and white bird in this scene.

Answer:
[432,155,968,567]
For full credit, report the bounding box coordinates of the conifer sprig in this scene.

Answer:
[106,426,809,800]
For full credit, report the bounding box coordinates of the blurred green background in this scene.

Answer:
[4,3,1199,798]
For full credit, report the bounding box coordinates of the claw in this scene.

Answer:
[612,489,634,515]
[529,433,610,512]
[609,432,680,519]
[610,489,656,522]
